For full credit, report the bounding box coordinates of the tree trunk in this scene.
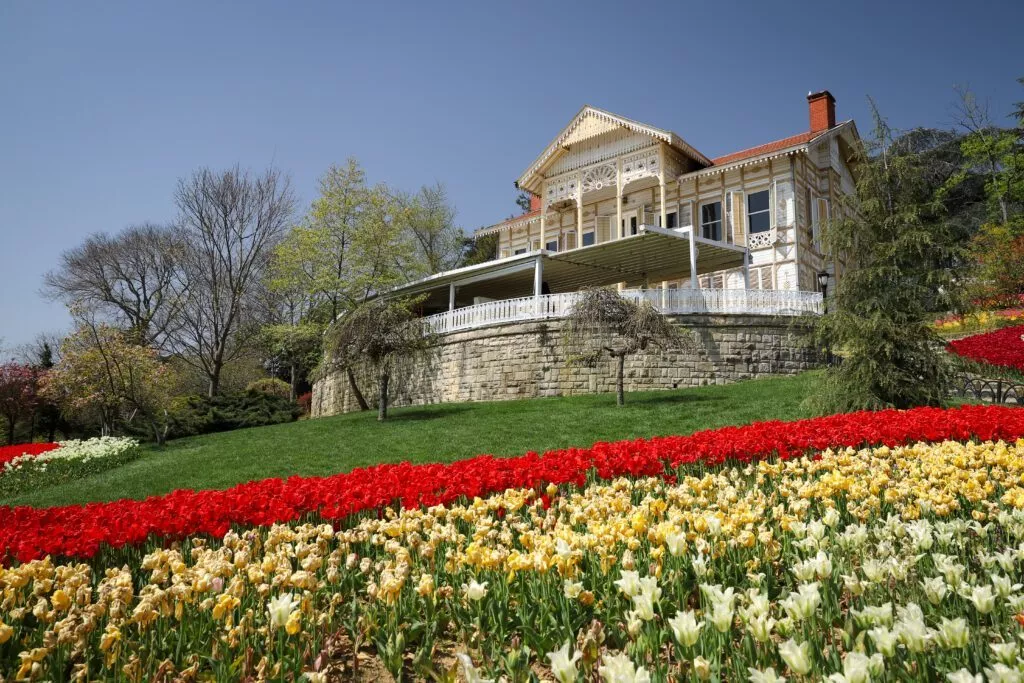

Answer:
[377,373,389,421]
[5,417,15,445]
[289,363,297,401]
[207,371,220,398]
[615,353,626,407]
[151,421,165,448]
[346,367,370,411]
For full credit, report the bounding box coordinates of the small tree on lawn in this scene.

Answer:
[325,298,433,421]
[0,362,40,444]
[562,287,685,407]
[44,324,178,445]
[810,103,960,412]
[260,323,323,400]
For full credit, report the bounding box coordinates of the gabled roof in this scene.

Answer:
[685,120,859,177]
[516,105,712,193]
[710,130,820,166]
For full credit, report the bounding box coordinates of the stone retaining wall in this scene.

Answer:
[311,314,819,417]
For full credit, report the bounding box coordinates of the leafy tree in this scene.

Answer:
[0,362,40,445]
[810,104,961,412]
[44,324,178,445]
[260,322,322,400]
[952,83,1024,225]
[515,191,533,214]
[966,223,1024,307]
[325,298,433,421]
[271,162,423,411]
[401,182,463,274]
[271,160,368,323]
[460,232,499,266]
[170,166,295,397]
[562,288,685,407]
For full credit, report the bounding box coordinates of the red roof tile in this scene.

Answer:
[710,130,818,166]
[497,208,540,226]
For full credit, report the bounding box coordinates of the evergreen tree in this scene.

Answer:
[810,103,961,412]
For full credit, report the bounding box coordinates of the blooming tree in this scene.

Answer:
[0,362,40,444]
[44,324,178,445]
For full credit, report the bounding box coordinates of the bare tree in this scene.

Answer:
[562,288,687,406]
[170,166,295,397]
[43,223,185,347]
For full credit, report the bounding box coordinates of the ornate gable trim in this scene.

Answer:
[516,106,711,194]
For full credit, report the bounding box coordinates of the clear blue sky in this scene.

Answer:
[1,0,1021,350]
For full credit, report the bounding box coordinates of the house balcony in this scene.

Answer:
[424,288,823,335]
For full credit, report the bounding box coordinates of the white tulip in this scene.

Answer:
[615,570,642,598]
[748,666,786,683]
[266,593,299,629]
[599,652,651,683]
[546,641,582,683]
[778,639,812,676]
[463,579,488,601]
[668,609,702,647]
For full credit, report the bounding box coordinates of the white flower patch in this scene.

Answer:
[2,437,139,475]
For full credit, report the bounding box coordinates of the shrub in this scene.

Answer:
[297,392,312,415]
[166,392,301,440]
[245,378,292,399]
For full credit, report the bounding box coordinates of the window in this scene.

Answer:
[565,231,576,250]
[622,213,638,236]
[700,201,722,240]
[545,239,558,252]
[665,211,678,229]
[513,248,527,255]
[582,231,595,247]
[747,190,771,234]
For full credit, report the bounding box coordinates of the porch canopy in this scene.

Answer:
[391,226,748,315]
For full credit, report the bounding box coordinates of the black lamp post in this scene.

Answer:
[817,270,831,365]
[817,271,830,311]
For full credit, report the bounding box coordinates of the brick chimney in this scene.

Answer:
[807,90,836,133]
[529,194,542,212]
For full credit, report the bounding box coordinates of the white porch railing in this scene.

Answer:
[424,289,822,334]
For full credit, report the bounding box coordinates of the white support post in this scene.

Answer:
[616,157,623,241]
[539,181,547,251]
[448,282,456,311]
[533,255,544,315]
[789,156,802,290]
[689,226,698,289]
[659,145,667,229]
[576,172,584,243]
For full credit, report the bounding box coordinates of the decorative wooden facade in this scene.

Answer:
[475,91,859,295]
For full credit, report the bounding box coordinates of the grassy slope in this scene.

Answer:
[4,373,818,508]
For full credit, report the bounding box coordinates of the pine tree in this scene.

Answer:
[810,103,961,412]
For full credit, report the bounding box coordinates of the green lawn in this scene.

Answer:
[4,373,820,508]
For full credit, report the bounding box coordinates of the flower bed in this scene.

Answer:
[934,309,1024,337]
[0,437,140,499]
[2,405,1024,565]
[948,325,1024,372]
[0,442,60,468]
[4,424,1024,680]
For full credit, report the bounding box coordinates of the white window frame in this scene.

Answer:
[746,188,772,234]
[699,200,723,241]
